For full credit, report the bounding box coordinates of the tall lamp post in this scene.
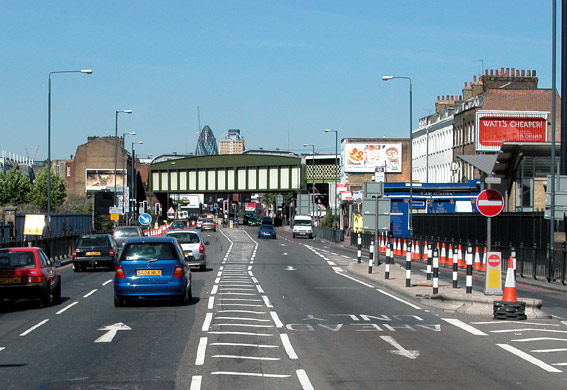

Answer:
[131,140,143,223]
[114,110,133,210]
[122,131,136,221]
[47,69,93,230]
[303,144,316,217]
[324,129,339,235]
[382,75,413,237]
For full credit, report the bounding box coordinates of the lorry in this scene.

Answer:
[292,215,314,239]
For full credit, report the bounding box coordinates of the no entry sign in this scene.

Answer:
[476,189,504,217]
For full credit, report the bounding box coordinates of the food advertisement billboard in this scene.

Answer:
[86,169,125,191]
[476,111,547,151]
[343,143,402,173]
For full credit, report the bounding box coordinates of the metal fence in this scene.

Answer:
[314,227,344,242]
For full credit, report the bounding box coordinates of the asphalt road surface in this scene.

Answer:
[1,227,566,389]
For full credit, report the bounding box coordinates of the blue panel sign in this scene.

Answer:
[138,213,152,226]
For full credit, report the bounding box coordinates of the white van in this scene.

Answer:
[292,215,314,239]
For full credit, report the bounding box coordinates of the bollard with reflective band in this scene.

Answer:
[385,239,391,280]
[466,245,473,294]
[426,242,432,280]
[432,248,439,295]
[405,248,412,287]
[368,239,374,274]
[357,233,362,264]
[452,250,458,288]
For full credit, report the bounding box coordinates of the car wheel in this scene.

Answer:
[53,281,62,304]
[178,288,190,306]
[40,288,51,307]
[114,293,125,307]
[73,263,80,272]
[292,233,295,238]
[200,264,206,271]
[273,236,277,239]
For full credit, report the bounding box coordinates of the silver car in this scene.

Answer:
[164,229,208,271]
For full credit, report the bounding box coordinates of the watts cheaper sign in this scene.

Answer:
[476,111,547,151]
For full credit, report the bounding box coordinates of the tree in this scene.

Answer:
[0,167,32,206]
[29,168,67,212]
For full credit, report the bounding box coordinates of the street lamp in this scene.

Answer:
[324,129,339,234]
[47,69,93,230]
[131,140,143,223]
[114,110,133,210]
[303,144,316,217]
[382,75,413,237]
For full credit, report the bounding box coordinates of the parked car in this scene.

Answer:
[113,225,144,252]
[0,247,61,306]
[72,234,119,271]
[248,217,261,226]
[257,224,277,239]
[113,236,192,307]
[170,221,186,230]
[201,218,217,232]
[165,229,208,271]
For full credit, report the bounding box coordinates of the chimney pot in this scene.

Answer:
[533,70,537,76]
[485,69,489,75]
[506,68,510,76]
[490,69,493,76]
[473,75,477,82]
[521,69,525,76]
[511,68,515,76]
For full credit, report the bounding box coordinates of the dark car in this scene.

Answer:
[0,247,61,306]
[248,217,261,226]
[170,221,186,230]
[257,224,276,239]
[113,225,144,252]
[72,234,119,271]
[114,236,192,307]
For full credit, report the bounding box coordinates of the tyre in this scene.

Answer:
[292,233,295,238]
[200,263,206,271]
[114,293,125,307]
[40,288,51,307]
[178,288,190,306]
[53,281,62,304]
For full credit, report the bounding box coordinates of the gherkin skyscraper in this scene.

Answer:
[195,125,219,156]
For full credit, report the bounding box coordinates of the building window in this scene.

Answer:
[66,166,71,177]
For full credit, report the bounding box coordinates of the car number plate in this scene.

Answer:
[86,251,101,256]
[137,269,161,276]
[0,277,21,284]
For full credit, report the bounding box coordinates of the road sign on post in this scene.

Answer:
[476,189,504,217]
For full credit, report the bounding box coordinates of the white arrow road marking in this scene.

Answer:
[282,252,288,256]
[286,266,296,271]
[94,322,131,343]
[380,336,420,359]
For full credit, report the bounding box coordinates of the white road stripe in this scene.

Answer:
[190,375,202,390]
[202,313,213,332]
[215,317,271,322]
[195,337,207,365]
[207,331,274,337]
[531,348,567,353]
[336,272,374,288]
[270,311,284,328]
[262,295,273,308]
[280,333,298,359]
[217,310,266,314]
[83,289,98,298]
[471,321,560,326]
[377,289,422,310]
[102,279,113,286]
[296,369,315,390]
[211,371,290,378]
[256,285,264,293]
[56,301,78,314]
[0,347,5,352]
[210,342,278,348]
[497,344,562,373]
[442,318,487,336]
[19,319,49,336]
[491,328,567,334]
[211,285,218,295]
[208,296,215,310]
[212,354,280,361]
[216,323,274,328]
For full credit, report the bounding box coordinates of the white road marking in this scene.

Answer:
[19,319,49,336]
[190,375,202,390]
[336,272,374,287]
[210,342,278,348]
[531,348,567,353]
[94,322,131,343]
[202,313,213,332]
[208,296,215,309]
[217,309,266,314]
[216,323,274,328]
[83,289,98,298]
[102,279,113,286]
[471,321,560,326]
[380,335,420,359]
[207,331,274,337]
[296,369,315,390]
[0,347,5,352]
[377,289,422,310]
[491,328,567,334]
[211,285,218,295]
[262,295,273,308]
[56,301,78,314]
[212,354,280,361]
[332,266,343,272]
[497,344,562,373]
[211,371,290,378]
[513,337,567,342]
[442,318,487,336]
[215,316,271,322]
[280,333,298,359]
[270,311,284,328]
[195,337,208,365]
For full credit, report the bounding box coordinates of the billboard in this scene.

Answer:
[476,111,547,151]
[343,142,402,173]
[86,169,125,191]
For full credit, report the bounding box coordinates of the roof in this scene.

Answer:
[456,154,498,175]
[492,142,559,178]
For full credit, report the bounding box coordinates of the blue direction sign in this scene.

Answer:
[138,213,152,226]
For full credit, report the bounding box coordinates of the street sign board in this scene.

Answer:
[476,189,504,217]
[484,252,503,295]
[138,213,152,226]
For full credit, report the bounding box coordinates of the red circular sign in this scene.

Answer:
[487,253,501,268]
[476,189,504,217]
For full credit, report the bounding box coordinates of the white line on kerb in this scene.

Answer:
[190,375,202,390]
[195,337,208,365]
[280,333,298,359]
[19,319,49,336]
[296,369,315,390]
[497,344,562,373]
[442,318,487,336]
[377,289,422,310]
[56,301,78,314]
[202,313,213,332]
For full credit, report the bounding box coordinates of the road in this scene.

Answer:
[1,227,566,389]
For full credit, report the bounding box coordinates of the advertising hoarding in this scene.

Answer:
[343,143,402,173]
[86,169,125,191]
[476,111,547,151]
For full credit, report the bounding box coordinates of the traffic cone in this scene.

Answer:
[440,243,447,265]
[423,241,429,262]
[396,238,401,256]
[402,239,407,257]
[457,244,464,268]
[412,240,418,260]
[481,247,487,272]
[447,244,454,266]
[502,256,518,302]
[473,246,481,270]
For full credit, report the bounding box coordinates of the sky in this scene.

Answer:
[0,0,558,161]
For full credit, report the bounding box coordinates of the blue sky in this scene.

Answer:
[0,0,557,161]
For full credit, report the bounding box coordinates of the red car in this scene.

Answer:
[0,247,62,306]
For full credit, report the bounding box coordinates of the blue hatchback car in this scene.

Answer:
[257,224,277,239]
[113,237,192,307]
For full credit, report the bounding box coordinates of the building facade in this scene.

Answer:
[219,129,245,154]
